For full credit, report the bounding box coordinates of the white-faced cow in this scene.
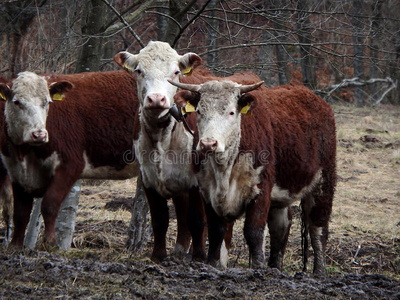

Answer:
[0,71,142,247]
[113,41,208,261]
[171,79,336,274]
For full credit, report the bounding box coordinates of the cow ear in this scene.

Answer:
[173,90,200,113]
[238,93,257,115]
[0,84,12,101]
[114,51,138,72]
[49,81,73,101]
[179,53,202,76]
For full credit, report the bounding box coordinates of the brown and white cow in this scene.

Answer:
[0,70,142,247]
[114,41,208,261]
[171,79,336,274]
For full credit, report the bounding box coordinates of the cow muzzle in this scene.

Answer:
[145,93,168,109]
[199,138,218,153]
[30,129,48,144]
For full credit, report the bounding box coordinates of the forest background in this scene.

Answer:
[1,0,399,105]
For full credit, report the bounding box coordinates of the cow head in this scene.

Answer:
[170,80,263,159]
[0,71,73,145]
[114,41,201,119]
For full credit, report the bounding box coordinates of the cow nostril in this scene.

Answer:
[31,130,47,141]
[200,139,218,152]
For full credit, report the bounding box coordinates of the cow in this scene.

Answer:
[0,71,144,248]
[170,79,337,275]
[0,75,14,245]
[113,41,208,261]
[113,41,265,262]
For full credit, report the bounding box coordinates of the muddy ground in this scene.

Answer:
[0,104,399,299]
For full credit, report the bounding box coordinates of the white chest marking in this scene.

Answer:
[271,169,322,206]
[2,151,60,193]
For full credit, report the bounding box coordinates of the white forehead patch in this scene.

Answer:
[12,72,49,100]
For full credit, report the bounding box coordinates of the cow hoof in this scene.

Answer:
[38,242,58,253]
[192,252,207,263]
[150,252,168,264]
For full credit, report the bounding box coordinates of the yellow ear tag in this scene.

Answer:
[182,66,192,76]
[0,92,6,101]
[182,101,195,114]
[240,104,250,115]
[52,93,64,101]
[123,63,133,71]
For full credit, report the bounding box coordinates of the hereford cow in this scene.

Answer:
[171,79,337,274]
[114,41,208,261]
[0,75,13,245]
[0,71,144,247]
[113,41,265,262]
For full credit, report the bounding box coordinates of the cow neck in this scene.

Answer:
[6,139,34,162]
[140,112,176,147]
[201,139,240,184]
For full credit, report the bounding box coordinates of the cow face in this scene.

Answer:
[114,41,201,119]
[171,80,263,159]
[0,72,72,145]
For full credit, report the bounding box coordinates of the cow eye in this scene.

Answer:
[174,70,180,76]
[13,100,22,108]
[229,111,235,116]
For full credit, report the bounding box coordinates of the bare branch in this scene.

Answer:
[101,0,157,47]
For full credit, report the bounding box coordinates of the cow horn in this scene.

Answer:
[239,81,264,94]
[167,79,201,92]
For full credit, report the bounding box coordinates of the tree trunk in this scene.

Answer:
[55,180,82,250]
[352,0,365,105]
[206,0,218,68]
[75,0,108,73]
[23,181,82,250]
[258,30,277,87]
[1,1,46,78]
[370,0,383,79]
[24,198,43,249]
[126,176,151,253]
[296,0,317,90]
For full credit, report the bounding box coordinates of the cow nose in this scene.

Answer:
[200,139,218,152]
[31,130,47,143]
[146,94,167,108]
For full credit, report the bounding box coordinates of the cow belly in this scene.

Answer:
[141,161,197,199]
[82,160,140,180]
[1,152,60,194]
[271,169,322,208]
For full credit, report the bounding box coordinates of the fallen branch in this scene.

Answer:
[315,77,397,105]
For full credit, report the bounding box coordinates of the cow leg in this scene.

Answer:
[206,202,228,268]
[187,186,207,262]
[302,193,328,275]
[145,187,169,262]
[243,194,270,269]
[41,168,81,247]
[10,182,34,247]
[0,174,13,245]
[268,206,292,270]
[303,168,334,275]
[224,221,234,253]
[171,194,191,258]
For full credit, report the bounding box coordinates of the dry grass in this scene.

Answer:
[1,103,399,279]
